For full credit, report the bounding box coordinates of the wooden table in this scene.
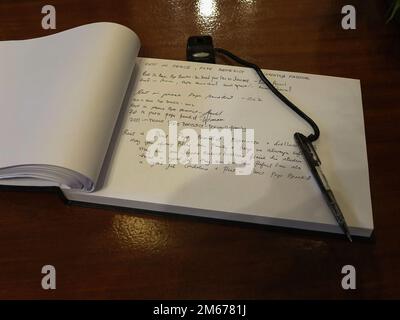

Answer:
[0,0,399,299]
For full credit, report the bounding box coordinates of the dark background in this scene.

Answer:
[0,0,399,299]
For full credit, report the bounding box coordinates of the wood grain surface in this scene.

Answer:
[0,0,399,299]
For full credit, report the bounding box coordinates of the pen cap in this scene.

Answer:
[294,132,320,166]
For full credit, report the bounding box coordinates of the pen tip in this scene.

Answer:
[346,233,353,242]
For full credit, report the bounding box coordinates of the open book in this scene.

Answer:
[0,23,373,237]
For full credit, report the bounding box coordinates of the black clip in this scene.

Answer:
[294,132,321,167]
[186,36,216,64]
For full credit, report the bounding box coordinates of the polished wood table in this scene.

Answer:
[0,0,399,299]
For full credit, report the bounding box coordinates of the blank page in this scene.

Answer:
[0,23,140,187]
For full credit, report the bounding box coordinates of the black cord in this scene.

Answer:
[214,47,320,142]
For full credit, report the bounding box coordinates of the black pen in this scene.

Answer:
[294,132,353,242]
[210,47,353,241]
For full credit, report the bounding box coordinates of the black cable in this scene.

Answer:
[214,47,320,142]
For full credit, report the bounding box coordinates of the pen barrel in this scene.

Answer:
[325,189,345,225]
[315,166,331,190]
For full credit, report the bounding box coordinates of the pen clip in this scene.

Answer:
[294,132,321,167]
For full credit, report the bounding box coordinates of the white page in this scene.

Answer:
[0,23,140,187]
[64,58,373,236]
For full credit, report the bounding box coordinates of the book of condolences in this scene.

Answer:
[0,23,374,237]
